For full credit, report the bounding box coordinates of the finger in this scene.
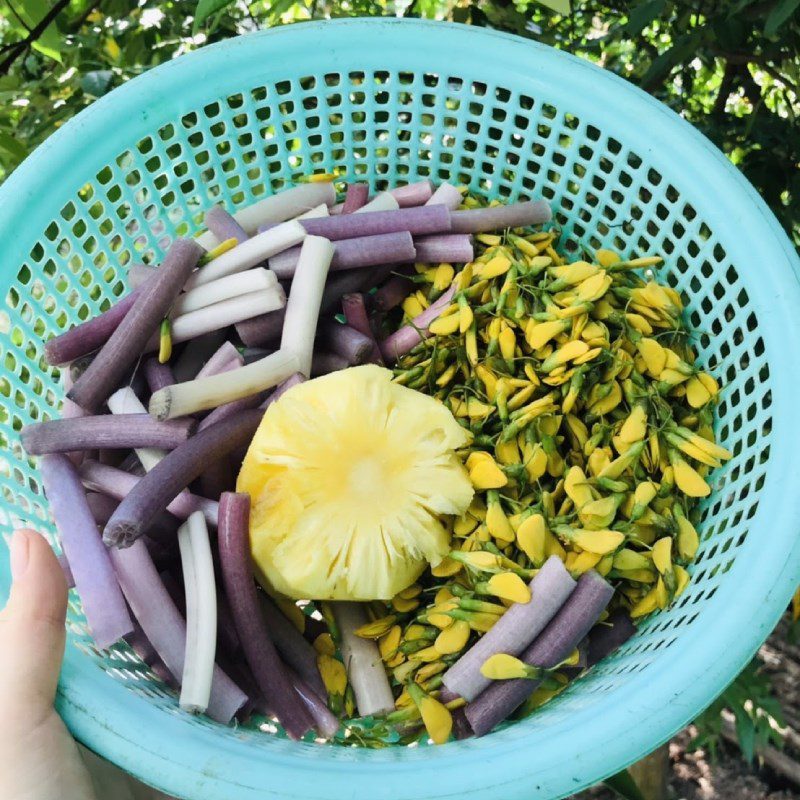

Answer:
[0,529,68,718]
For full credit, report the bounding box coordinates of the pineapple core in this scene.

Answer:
[237,365,474,600]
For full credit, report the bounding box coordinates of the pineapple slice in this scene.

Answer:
[237,365,474,600]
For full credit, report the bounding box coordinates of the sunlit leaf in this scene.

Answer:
[623,0,665,36]
[104,38,122,61]
[641,29,704,88]
[0,132,27,161]
[535,0,570,13]
[267,0,301,21]
[765,0,800,37]
[20,0,63,63]
[193,0,237,32]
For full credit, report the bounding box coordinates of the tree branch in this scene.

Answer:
[0,0,71,77]
[760,62,800,97]
[736,63,763,108]
[713,61,737,119]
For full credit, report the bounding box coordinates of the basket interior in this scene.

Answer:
[0,22,774,767]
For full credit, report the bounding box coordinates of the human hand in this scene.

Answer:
[0,529,97,800]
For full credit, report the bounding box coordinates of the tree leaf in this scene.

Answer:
[604,769,647,800]
[765,0,800,37]
[0,132,28,161]
[727,0,759,11]
[624,0,665,36]
[536,0,571,14]
[641,29,703,89]
[193,0,237,32]
[20,0,63,62]
[80,70,114,97]
[266,0,301,22]
[734,708,756,763]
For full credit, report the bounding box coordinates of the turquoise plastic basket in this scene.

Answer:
[1,17,799,800]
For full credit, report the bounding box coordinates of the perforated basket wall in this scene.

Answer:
[1,18,799,800]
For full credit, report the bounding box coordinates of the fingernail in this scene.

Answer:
[10,530,31,580]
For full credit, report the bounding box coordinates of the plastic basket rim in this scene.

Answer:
[1,17,800,800]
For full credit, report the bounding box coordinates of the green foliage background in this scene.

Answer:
[0,0,798,249]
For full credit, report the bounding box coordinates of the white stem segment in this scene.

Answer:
[149,349,301,420]
[332,603,395,717]
[296,203,329,220]
[186,221,305,290]
[356,192,399,214]
[145,289,285,352]
[425,182,463,211]
[178,511,217,714]
[280,235,335,377]
[107,388,167,472]
[149,288,285,350]
[195,184,335,250]
[172,268,278,316]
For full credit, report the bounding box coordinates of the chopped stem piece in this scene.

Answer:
[172,330,226,382]
[449,200,551,234]
[108,539,246,723]
[129,264,156,289]
[178,511,218,714]
[341,293,383,365]
[195,341,244,380]
[355,192,399,214]
[318,321,375,365]
[311,351,349,376]
[107,387,167,472]
[103,411,263,547]
[79,460,218,527]
[149,350,299,420]
[464,571,613,737]
[414,234,474,264]
[22,414,195,455]
[280,235,335,377]
[218,492,313,739]
[69,239,203,411]
[379,284,456,362]
[258,594,326,699]
[332,602,395,717]
[235,308,285,348]
[268,232,415,279]
[40,454,133,648]
[186,222,305,290]
[342,183,369,214]
[425,183,463,210]
[44,288,144,366]
[204,206,248,244]
[390,180,434,207]
[196,183,335,250]
[144,358,176,393]
[173,268,278,316]
[147,288,285,350]
[442,556,576,701]
[301,205,450,241]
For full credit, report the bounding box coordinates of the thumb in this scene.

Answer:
[0,529,68,720]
